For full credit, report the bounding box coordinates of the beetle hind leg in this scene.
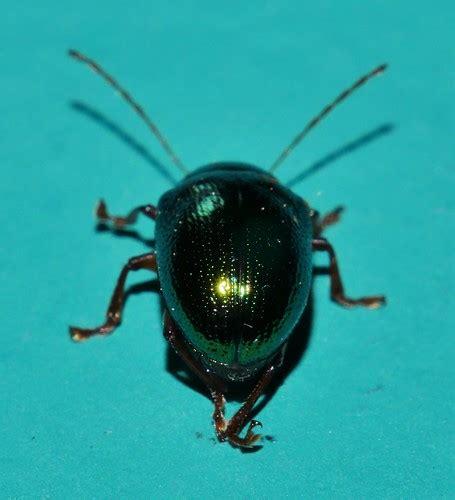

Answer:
[312,237,385,308]
[163,312,229,437]
[69,252,157,341]
[163,312,282,448]
[219,355,282,448]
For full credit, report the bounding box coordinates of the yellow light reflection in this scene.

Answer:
[214,276,251,301]
[217,279,230,295]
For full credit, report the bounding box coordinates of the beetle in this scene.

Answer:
[69,49,386,448]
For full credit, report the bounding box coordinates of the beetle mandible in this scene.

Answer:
[69,49,386,448]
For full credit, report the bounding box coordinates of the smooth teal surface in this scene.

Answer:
[1,2,453,498]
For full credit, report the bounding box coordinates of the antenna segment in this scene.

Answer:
[269,64,387,173]
[69,49,188,175]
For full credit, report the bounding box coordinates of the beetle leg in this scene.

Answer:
[318,205,344,231]
[222,351,284,448]
[69,252,157,341]
[312,237,385,308]
[163,311,228,436]
[312,206,344,236]
[96,200,156,229]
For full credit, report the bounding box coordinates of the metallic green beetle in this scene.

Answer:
[69,50,386,448]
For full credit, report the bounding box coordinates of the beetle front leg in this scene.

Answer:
[312,237,385,308]
[163,312,228,437]
[96,200,156,228]
[312,206,344,237]
[69,252,157,341]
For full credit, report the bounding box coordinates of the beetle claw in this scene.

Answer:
[366,296,386,308]
[69,326,90,342]
[353,295,386,309]
[95,199,108,219]
[224,419,263,448]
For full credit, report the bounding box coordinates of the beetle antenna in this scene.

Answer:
[269,64,388,173]
[68,49,189,175]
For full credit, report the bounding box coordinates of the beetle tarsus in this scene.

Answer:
[313,206,345,237]
[69,321,116,342]
[319,205,344,231]
[96,199,157,228]
[336,294,386,309]
[69,327,90,342]
[312,237,386,309]
[69,253,157,342]
[223,419,263,448]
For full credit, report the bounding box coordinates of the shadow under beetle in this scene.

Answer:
[69,49,387,448]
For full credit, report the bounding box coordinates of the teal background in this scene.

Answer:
[1,1,454,498]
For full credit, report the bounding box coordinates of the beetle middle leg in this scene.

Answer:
[96,200,156,229]
[69,252,157,341]
[312,237,385,308]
